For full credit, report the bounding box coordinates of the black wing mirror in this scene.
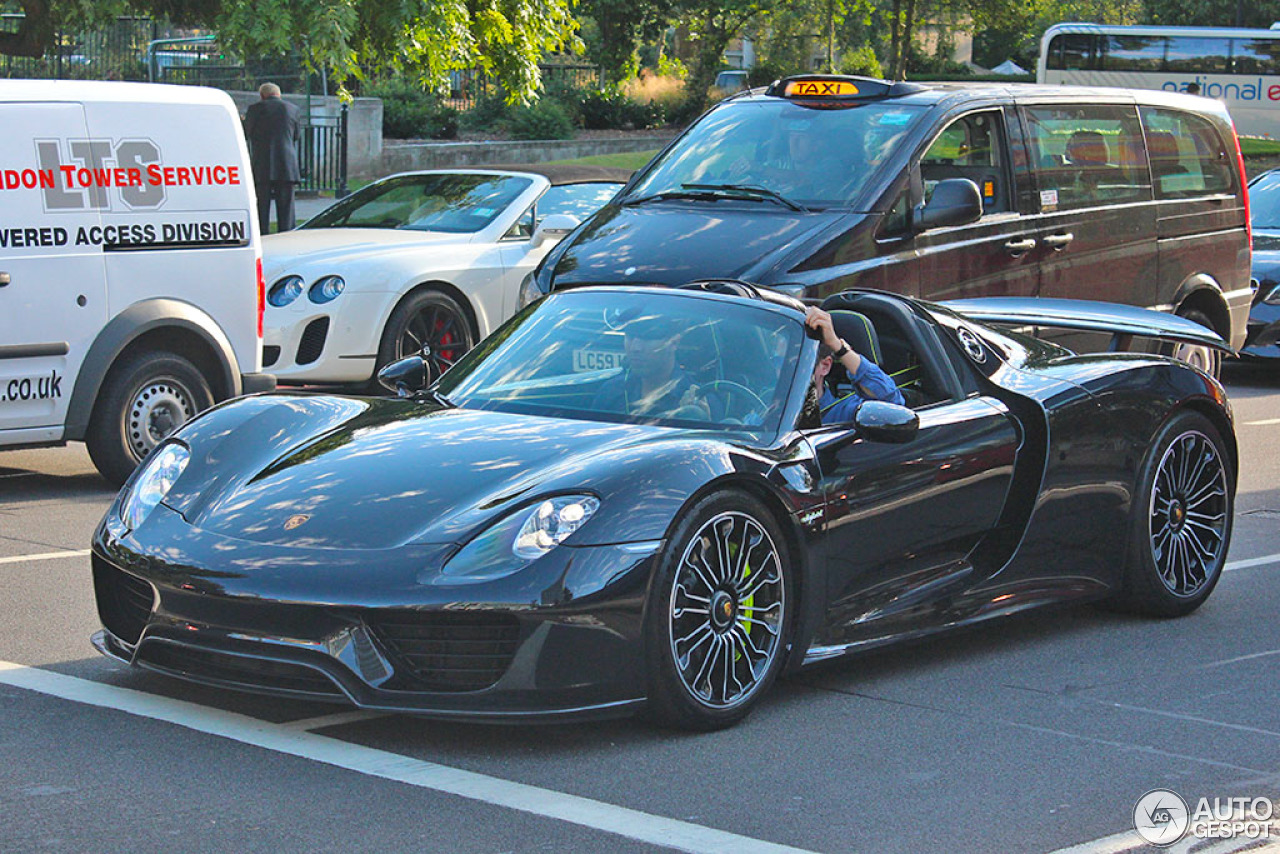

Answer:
[377,355,435,397]
[914,178,983,231]
[854,400,919,444]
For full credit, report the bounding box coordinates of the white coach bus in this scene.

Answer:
[1038,22,1280,138]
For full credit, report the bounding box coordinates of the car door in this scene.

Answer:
[0,102,106,439]
[1020,102,1158,352]
[812,394,1020,647]
[911,107,1042,301]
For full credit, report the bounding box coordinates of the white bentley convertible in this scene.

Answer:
[261,165,631,385]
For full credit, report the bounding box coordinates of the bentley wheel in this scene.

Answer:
[645,491,792,730]
[376,290,475,388]
[87,350,215,487]
[1117,411,1233,617]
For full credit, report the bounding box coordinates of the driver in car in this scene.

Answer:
[592,315,710,420]
[806,306,904,424]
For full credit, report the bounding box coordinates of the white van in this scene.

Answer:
[0,80,273,484]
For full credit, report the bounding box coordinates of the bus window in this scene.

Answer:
[1232,39,1280,74]
[1104,35,1166,71]
[1048,33,1097,71]
[1140,108,1235,199]
[1165,37,1230,73]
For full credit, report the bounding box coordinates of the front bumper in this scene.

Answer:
[90,505,657,721]
[1241,299,1280,360]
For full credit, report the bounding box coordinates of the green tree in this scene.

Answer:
[579,0,675,85]
[677,0,778,111]
[0,0,579,103]
[1144,0,1273,28]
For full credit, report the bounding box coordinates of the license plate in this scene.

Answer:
[572,348,624,372]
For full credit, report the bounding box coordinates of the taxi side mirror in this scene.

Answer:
[914,178,983,231]
[532,213,580,247]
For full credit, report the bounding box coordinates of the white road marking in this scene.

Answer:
[0,660,814,854]
[1243,417,1280,426]
[280,710,389,731]
[0,548,91,565]
[1224,552,1280,572]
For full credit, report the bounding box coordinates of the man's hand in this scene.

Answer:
[804,306,842,351]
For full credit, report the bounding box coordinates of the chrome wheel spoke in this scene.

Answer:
[1148,429,1227,599]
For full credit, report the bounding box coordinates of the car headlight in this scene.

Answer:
[119,443,190,531]
[437,495,600,583]
[309,275,345,304]
[1264,281,1280,305]
[516,271,544,310]
[267,275,304,307]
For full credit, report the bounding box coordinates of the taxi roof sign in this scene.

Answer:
[765,74,909,102]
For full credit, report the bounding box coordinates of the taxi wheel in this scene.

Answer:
[87,350,214,486]
[644,490,793,731]
[1167,308,1221,378]
[376,290,475,389]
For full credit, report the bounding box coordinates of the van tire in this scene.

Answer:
[1167,307,1221,378]
[87,350,215,486]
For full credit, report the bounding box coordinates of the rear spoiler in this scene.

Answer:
[942,297,1233,355]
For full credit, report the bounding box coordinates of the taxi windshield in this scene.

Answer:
[436,291,804,434]
[626,99,924,210]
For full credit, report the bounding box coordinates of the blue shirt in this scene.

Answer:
[819,358,904,424]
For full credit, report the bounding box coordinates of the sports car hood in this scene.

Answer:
[548,203,844,286]
[158,395,689,550]
[262,228,468,273]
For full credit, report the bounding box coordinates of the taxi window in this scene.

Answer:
[1023,105,1150,211]
[1139,107,1235,199]
[627,99,925,210]
[921,111,1008,214]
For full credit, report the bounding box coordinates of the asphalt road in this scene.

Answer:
[2,363,1279,854]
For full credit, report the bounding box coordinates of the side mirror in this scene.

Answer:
[377,355,434,397]
[914,178,983,231]
[854,400,919,444]
[531,213,579,247]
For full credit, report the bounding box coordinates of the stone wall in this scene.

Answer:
[380,135,675,175]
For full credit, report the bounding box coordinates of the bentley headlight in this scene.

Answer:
[309,275,345,304]
[120,443,189,531]
[267,275,304,307]
[516,271,544,310]
[438,495,600,583]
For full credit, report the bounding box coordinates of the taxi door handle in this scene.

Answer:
[1004,238,1036,256]
[0,272,10,287]
[1043,232,1074,250]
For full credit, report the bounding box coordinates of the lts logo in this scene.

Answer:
[31,138,166,211]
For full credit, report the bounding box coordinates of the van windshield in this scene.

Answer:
[626,100,924,211]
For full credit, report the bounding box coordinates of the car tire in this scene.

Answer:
[643,490,794,730]
[375,289,475,390]
[1167,307,1221,378]
[1113,410,1233,618]
[87,350,215,486]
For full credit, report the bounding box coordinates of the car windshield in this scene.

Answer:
[1252,171,1280,229]
[626,99,924,210]
[436,291,804,433]
[302,173,532,232]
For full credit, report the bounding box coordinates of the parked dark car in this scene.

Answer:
[520,75,1252,376]
[91,282,1235,730]
[1243,168,1280,360]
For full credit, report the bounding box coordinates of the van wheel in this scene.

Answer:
[87,350,214,486]
[1168,308,1221,378]
[375,290,474,390]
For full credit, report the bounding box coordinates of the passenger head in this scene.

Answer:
[623,315,678,383]
[1066,130,1108,166]
[259,82,282,100]
[781,114,818,164]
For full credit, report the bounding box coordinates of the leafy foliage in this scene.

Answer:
[505,97,576,138]
[364,78,459,139]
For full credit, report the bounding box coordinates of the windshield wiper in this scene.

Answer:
[680,183,807,211]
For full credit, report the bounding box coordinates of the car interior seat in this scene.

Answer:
[821,293,951,409]
[824,309,927,408]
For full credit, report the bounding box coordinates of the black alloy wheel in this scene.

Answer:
[1116,410,1233,617]
[377,290,475,386]
[645,491,793,730]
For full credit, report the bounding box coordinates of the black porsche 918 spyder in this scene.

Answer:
[90,283,1237,730]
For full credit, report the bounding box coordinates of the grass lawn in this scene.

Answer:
[1241,136,1280,157]
[544,150,659,170]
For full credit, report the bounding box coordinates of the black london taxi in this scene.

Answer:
[518,75,1252,373]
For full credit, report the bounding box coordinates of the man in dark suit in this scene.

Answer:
[244,82,302,233]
